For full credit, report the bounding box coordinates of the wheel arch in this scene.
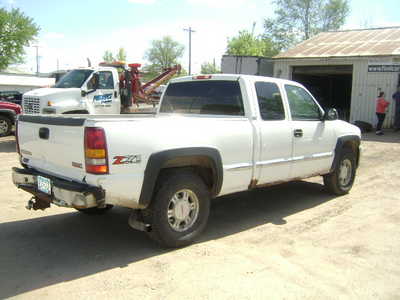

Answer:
[62,110,89,114]
[330,135,361,173]
[0,110,16,124]
[139,147,223,208]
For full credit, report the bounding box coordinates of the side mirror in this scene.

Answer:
[324,108,339,121]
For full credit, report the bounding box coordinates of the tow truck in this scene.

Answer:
[22,62,181,115]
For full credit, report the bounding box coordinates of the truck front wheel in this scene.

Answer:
[323,149,356,195]
[0,115,12,136]
[143,171,210,248]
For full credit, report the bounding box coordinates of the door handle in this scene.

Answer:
[294,129,303,137]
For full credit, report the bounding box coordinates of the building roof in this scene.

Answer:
[274,27,400,59]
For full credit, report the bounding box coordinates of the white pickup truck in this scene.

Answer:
[12,74,361,247]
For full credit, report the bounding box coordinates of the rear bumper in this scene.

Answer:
[12,167,105,209]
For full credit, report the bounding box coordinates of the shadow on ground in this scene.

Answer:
[0,136,16,153]
[0,181,336,298]
[362,131,400,143]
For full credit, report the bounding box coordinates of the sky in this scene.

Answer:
[2,0,400,74]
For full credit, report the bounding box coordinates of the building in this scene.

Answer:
[273,27,400,127]
[221,55,274,77]
[0,73,55,94]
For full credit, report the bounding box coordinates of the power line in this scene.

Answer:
[183,27,195,75]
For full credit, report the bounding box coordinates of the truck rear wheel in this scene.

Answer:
[323,149,356,195]
[0,115,12,136]
[143,171,210,248]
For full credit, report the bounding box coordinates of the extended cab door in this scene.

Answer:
[284,84,335,178]
[86,70,120,114]
[254,80,293,184]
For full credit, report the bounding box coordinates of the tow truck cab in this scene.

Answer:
[22,67,122,115]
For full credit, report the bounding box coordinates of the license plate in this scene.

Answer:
[37,176,52,195]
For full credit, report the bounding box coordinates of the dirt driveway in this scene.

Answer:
[0,132,399,299]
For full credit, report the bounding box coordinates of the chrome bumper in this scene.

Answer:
[12,167,105,209]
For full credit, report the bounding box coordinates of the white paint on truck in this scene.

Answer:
[13,74,361,247]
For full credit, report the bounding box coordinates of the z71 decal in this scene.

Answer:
[113,155,142,165]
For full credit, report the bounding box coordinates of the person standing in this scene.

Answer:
[392,86,400,131]
[376,91,390,135]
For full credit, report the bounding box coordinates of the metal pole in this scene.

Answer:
[184,27,195,75]
[34,45,39,75]
[189,27,192,75]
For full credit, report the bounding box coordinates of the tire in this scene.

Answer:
[0,115,12,137]
[323,148,356,195]
[143,171,210,248]
[75,204,113,215]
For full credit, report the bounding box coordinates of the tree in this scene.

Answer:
[226,30,279,57]
[0,8,39,71]
[103,48,127,63]
[102,50,114,63]
[264,0,350,51]
[116,47,126,61]
[201,61,220,74]
[144,36,184,70]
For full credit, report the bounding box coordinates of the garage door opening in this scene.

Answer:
[292,65,353,121]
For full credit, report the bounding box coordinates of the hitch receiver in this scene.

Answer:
[26,197,51,211]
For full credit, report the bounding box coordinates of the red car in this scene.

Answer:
[0,100,21,136]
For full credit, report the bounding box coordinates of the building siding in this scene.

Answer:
[221,56,274,76]
[274,56,399,128]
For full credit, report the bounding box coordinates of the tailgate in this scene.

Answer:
[17,115,87,182]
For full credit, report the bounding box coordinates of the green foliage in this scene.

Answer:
[0,8,39,71]
[144,36,184,69]
[201,61,220,74]
[226,30,279,57]
[116,47,126,61]
[102,50,114,63]
[102,48,127,63]
[264,0,350,51]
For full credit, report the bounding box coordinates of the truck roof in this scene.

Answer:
[170,74,299,86]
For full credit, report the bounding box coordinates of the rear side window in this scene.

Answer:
[255,82,285,120]
[160,81,244,116]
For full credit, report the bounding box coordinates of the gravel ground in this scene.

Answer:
[0,132,399,299]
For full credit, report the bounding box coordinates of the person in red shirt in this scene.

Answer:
[376,91,390,135]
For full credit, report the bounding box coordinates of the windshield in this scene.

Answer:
[54,69,93,88]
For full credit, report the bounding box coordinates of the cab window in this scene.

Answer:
[285,85,321,120]
[99,71,114,89]
[255,82,285,120]
[160,81,244,116]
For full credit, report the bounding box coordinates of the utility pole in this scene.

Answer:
[183,27,195,75]
[33,45,40,75]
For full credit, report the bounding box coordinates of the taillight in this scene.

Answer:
[15,119,20,155]
[84,127,109,174]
